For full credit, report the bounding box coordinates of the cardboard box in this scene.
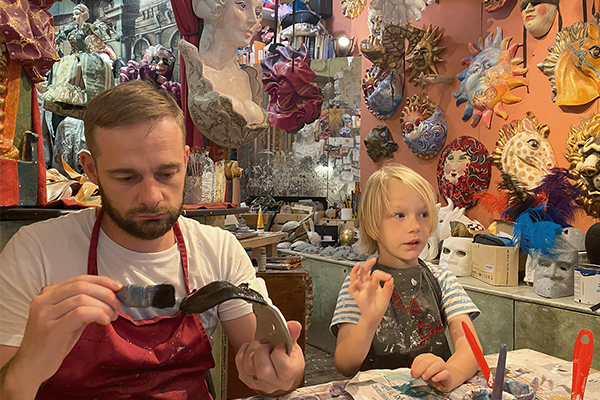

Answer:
[471,243,520,286]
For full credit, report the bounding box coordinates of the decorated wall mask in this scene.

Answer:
[453,27,529,128]
[482,0,509,12]
[364,125,398,162]
[370,0,434,25]
[401,94,447,159]
[437,136,491,209]
[439,237,473,277]
[564,113,600,218]
[405,25,447,86]
[492,112,557,190]
[520,0,559,38]
[538,14,600,106]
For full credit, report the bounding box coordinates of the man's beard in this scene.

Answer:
[99,185,184,241]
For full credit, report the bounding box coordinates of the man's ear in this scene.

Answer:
[79,150,99,185]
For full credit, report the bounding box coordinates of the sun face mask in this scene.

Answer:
[401,94,447,159]
[482,0,509,12]
[492,112,557,190]
[439,237,473,277]
[437,136,491,209]
[537,14,600,106]
[453,27,529,128]
[405,25,445,86]
[564,113,600,218]
[364,125,398,162]
[520,0,559,38]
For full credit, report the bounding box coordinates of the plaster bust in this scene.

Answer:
[180,0,268,147]
[520,0,559,38]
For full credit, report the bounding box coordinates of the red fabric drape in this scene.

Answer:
[170,0,227,162]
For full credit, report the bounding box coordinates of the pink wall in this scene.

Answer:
[339,0,599,231]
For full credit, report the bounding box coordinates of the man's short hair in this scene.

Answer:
[83,81,185,157]
[357,163,437,255]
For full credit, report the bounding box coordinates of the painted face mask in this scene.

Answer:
[520,0,559,38]
[437,136,491,209]
[482,0,509,12]
[364,125,398,162]
[401,94,447,159]
[405,25,445,85]
[531,249,577,298]
[537,14,600,106]
[564,113,600,218]
[453,27,529,128]
[439,237,473,277]
[492,112,557,190]
[361,23,423,120]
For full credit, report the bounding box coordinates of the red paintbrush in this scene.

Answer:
[462,321,494,388]
[571,329,594,400]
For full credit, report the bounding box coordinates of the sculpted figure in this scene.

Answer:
[520,0,559,38]
[179,0,268,148]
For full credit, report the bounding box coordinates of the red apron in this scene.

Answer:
[36,209,215,399]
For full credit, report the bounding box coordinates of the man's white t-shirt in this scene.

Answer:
[0,208,270,348]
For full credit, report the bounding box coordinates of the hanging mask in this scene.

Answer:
[482,0,509,12]
[564,113,600,218]
[401,94,447,159]
[453,27,529,128]
[361,24,423,120]
[492,112,557,190]
[405,25,446,86]
[520,0,559,38]
[439,237,473,277]
[437,136,491,209]
[364,125,398,162]
[538,14,600,106]
[370,0,434,26]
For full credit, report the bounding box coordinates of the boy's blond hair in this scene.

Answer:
[357,164,437,255]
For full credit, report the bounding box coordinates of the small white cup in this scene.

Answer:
[340,208,353,220]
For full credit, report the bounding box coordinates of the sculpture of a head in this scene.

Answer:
[520,0,559,38]
[364,125,398,162]
[437,136,491,209]
[193,0,263,52]
[73,4,90,25]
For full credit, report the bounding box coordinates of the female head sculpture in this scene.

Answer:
[143,44,176,81]
[564,113,600,218]
[520,0,559,38]
[492,112,557,190]
[437,136,491,209]
[453,27,529,128]
[179,0,268,148]
[537,14,600,106]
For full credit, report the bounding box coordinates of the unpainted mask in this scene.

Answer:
[531,249,577,298]
[439,237,473,277]
[520,0,559,38]
[364,125,398,162]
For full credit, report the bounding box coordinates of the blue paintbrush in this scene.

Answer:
[116,284,176,308]
[491,344,507,400]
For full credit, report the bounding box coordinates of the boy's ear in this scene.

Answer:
[79,150,99,185]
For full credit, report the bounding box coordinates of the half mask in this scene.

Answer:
[401,94,447,159]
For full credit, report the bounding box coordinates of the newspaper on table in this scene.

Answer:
[345,349,600,400]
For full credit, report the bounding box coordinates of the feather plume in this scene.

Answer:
[532,168,582,226]
[474,190,508,217]
[497,173,535,221]
[512,205,563,256]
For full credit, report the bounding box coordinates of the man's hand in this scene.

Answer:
[410,353,455,392]
[235,321,305,395]
[2,275,122,396]
[348,258,394,326]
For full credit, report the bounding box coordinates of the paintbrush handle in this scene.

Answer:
[572,329,594,400]
[462,321,493,388]
[491,344,507,400]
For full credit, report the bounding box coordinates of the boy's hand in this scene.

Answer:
[348,258,394,325]
[410,353,455,392]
